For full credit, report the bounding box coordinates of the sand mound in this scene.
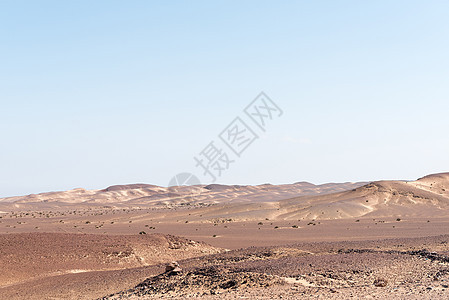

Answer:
[274,172,449,220]
[0,233,221,288]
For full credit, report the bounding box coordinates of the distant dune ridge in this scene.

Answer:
[278,172,449,220]
[1,173,449,299]
[1,172,449,220]
[0,181,366,210]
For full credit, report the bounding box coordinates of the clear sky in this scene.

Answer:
[1,1,449,197]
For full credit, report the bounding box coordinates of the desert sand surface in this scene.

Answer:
[1,172,449,299]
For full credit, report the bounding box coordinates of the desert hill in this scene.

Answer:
[0,181,366,211]
[155,172,449,221]
[0,233,220,289]
[276,172,449,220]
[1,173,448,221]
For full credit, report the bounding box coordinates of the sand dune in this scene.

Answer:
[279,172,449,220]
[1,173,449,221]
[2,173,449,299]
[148,172,449,221]
[131,172,449,222]
[0,181,366,211]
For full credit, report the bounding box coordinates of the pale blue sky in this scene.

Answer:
[1,1,449,197]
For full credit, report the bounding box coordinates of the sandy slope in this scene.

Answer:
[115,172,449,222]
[277,172,449,220]
[0,233,220,289]
[0,181,366,211]
[2,173,448,222]
[150,172,449,221]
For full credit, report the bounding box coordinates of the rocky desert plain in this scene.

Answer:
[2,172,449,299]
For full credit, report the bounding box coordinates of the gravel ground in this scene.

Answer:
[104,235,449,299]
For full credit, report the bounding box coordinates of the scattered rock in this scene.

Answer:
[374,278,388,287]
[165,261,182,274]
[122,265,285,297]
